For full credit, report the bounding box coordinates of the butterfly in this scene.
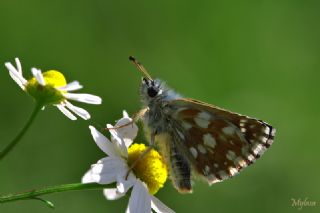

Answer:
[128,56,276,193]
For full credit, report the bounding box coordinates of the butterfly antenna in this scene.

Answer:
[129,56,153,80]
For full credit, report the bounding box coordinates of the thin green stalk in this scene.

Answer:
[0,103,43,161]
[0,183,115,204]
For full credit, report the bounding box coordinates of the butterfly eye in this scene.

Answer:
[147,87,158,97]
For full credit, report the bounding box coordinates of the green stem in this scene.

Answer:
[0,183,115,204]
[0,102,43,161]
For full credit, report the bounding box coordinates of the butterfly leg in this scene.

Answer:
[125,131,156,179]
[107,107,149,130]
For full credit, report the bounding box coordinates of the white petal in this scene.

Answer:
[126,180,151,213]
[114,117,138,148]
[15,58,22,74]
[123,110,129,118]
[89,157,127,184]
[82,169,96,183]
[57,81,83,91]
[116,174,136,194]
[151,196,175,213]
[64,93,102,104]
[89,126,118,156]
[65,101,91,120]
[107,124,128,158]
[8,72,25,89]
[56,104,77,120]
[31,68,45,86]
[103,188,125,200]
[5,62,27,89]
[107,115,138,151]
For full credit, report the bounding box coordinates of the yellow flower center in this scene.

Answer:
[128,143,168,195]
[25,70,67,105]
[42,70,67,87]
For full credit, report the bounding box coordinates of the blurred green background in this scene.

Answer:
[0,0,319,212]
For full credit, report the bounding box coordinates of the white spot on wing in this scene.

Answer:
[263,126,270,134]
[194,117,210,129]
[203,133,217,149]
[234,156,247,168]
[189,147,198,159]
[239,119,248,127]
[229,167,238,176]
[197,144,207,154]
[194,111,211,128]
[260,136,268,143]
[198,111,211,120]
[181,121,192,130]
[208,174,220,185]
[222,126,235,135]
[247,154,255,161]
[241,146,250,156]
[226,150,236,161]
[240,119,248,123]
[218,170,229,180]
[175,107,188,115]
[252,143,265,155]
[204,165,210,175]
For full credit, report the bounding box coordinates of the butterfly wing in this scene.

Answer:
[167,98,276,185]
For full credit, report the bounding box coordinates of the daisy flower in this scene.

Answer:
[82,111,174,213]
[4,57,102,120]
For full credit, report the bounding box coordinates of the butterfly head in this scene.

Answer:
[140,77,163,102]
[129,56,181,105]
[129,56,163,102]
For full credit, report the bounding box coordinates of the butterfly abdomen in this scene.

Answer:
[156,133,192,193]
